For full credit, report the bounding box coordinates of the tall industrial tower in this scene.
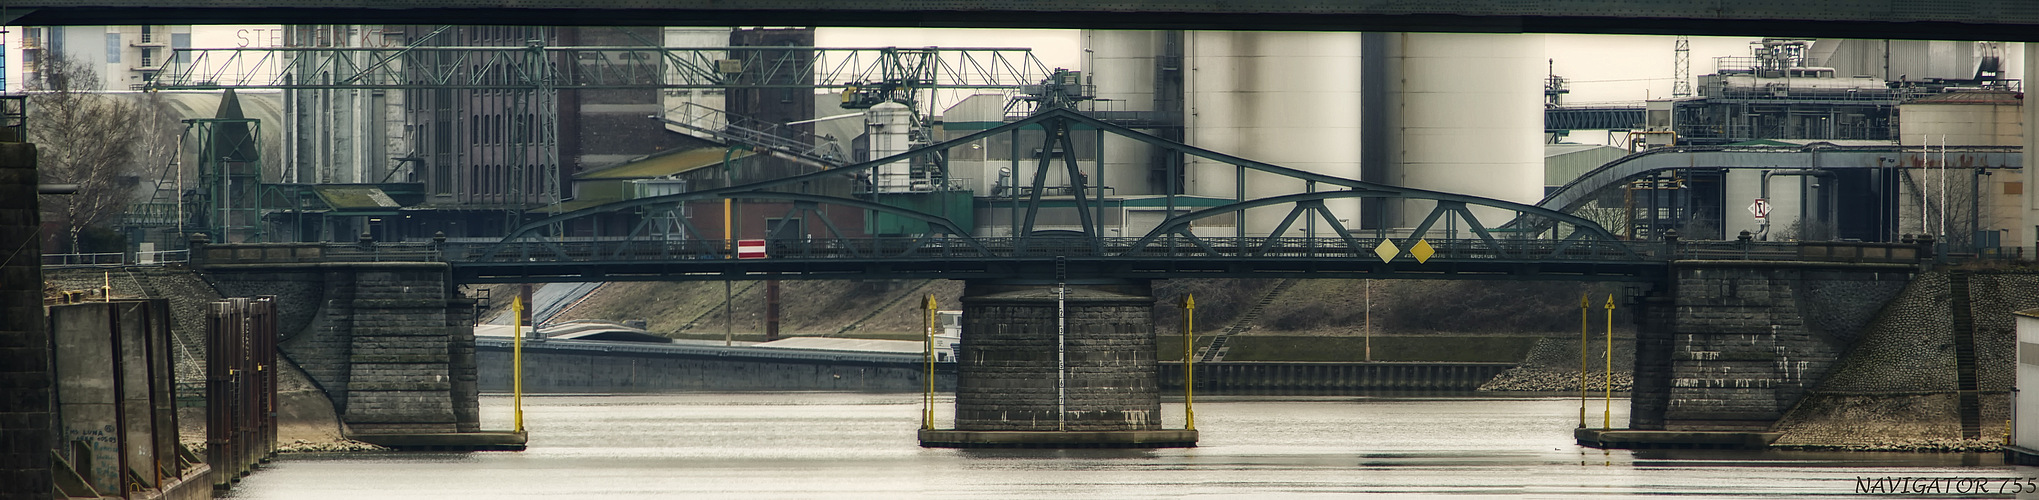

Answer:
[1672,36,1692,97]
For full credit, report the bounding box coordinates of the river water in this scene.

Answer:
[223,393,2034,498]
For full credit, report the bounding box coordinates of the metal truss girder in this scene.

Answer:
[1545,106,1645,131]
[151,46,1051,91]
[476,107,1641,275]
[478,192,987,261]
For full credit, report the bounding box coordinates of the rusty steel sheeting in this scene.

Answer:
[206,296,277,489]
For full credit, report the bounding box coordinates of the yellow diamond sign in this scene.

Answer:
[1373,239,1400,263]
[1410,239,1435,263]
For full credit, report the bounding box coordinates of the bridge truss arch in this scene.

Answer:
[456,107,1656,283]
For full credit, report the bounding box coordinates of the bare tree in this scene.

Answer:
[30,54,147,252]
[1571,200,1632,240]
[133,91,183,193]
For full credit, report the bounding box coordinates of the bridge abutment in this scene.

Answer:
[196,248,513,449]
[1592,260,1911,449]
[920,279,1195,448]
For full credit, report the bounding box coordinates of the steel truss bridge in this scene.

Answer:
[447,107,1662,284]
[150,45,1051,91]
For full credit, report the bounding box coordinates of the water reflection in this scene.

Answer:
[222,393,2031,498]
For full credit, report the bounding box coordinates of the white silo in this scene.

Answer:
[866,101,916,193]
[1181,31,1365,237]
[1384,33,1547,227]
[1081,30,1167,197]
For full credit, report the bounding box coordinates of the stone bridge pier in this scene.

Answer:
[919,279,1196,448]
[194,244,518,449]
[1589,260,1914,449]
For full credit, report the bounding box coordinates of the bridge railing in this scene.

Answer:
[42,250,190,269]
[1667,240,1923,264]
[189,242,440,266]
[450,236,1650,264]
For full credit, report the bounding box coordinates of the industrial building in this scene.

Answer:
[14,25,191,91]
[37,28,2023,256]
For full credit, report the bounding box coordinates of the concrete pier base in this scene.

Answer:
[923,280,1194,448]
[348,431,528,451]
[2005,445,2039,465]
[1575,428,1781,450]
[918,429,1198,448]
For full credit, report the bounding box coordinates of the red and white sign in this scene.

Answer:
[1748,198,1771,221]
[736,239,768,259]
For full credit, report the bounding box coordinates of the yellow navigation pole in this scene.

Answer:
[923,295,937,430]
[1580,293,1588,428]
[1603,294,1616,430]
[513,295,526,433]
[1182,294,1196,430]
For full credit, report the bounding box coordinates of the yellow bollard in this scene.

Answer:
[1603,294,1615,430]
[513,295,526,433]
[1580,293,1588,429]
[923,295,936,430]
[1182,294,1196,431]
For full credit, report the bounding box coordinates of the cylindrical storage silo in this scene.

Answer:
[1385,33,1546,227]
[867,101,915,193]
[1182,31,1365,237]
[1082,30,1168,197]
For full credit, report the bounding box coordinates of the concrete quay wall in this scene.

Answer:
[476,339,952,392]
[1159,362,1514,393]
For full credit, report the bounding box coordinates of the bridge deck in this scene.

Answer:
[445,236,1663,283]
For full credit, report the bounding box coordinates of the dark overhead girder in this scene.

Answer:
[9,2,2039,41]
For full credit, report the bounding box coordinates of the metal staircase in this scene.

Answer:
[1949,271,1982,440]
[660,102,847,169]
[1196,279,1298,362]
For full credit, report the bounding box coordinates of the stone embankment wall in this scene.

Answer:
[1771,271,2037,451]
